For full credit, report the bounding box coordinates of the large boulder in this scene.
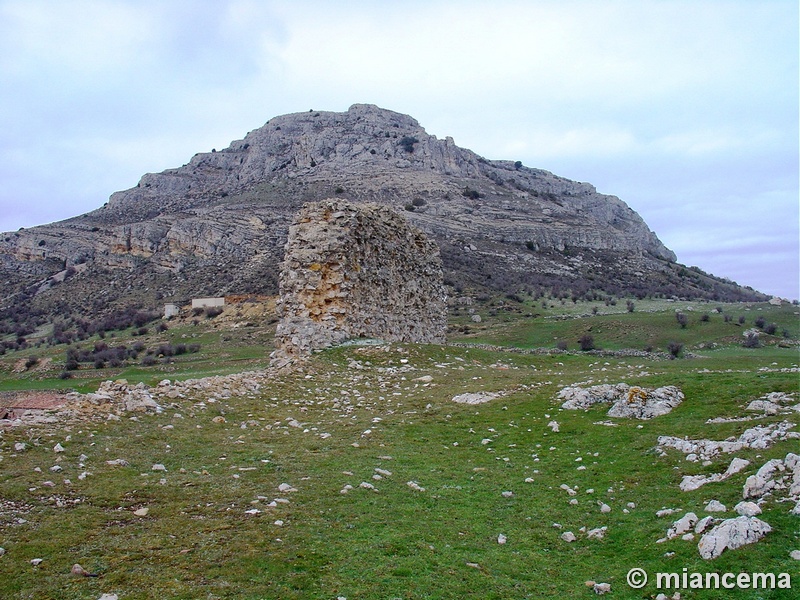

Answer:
[697,516,772,559]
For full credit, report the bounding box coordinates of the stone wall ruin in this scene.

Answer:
[271,199,447,364]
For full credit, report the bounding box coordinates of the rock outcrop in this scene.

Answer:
[271,199,446,363]
[558,383,683,419]
[0,104,765,328]
[697,516,772,559]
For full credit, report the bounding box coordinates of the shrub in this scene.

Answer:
[578,335,595,351]
[626,300,635,313]
[738,315,746,325]
[724,314,732,323]
[675,312,688,328]
[764,323,777,335]
[141,355,158,366]
[205,306,224,319]
[404,203,415,212]
[462,187,481,200]
[755,316,766,329]
[398,136,418,153]
[743,332,761,348]
[556,340,568,351]
[667,341,684,359]
[412,197,427,207]
[700,314,710,322]
[24,355,39,370]
[334,186,344,194]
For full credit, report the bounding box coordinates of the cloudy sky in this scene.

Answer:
[1,0,797,299]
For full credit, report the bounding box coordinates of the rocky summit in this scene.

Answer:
[0,104,763,323]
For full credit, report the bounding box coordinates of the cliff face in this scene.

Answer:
[0,104,762,317]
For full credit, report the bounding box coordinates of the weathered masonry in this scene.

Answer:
[272,199,447,364]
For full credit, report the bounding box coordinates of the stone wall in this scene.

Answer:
[272,199,447,363]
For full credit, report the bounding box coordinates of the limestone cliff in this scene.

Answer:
[0,104,763,319]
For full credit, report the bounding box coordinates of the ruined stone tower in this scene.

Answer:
[271,199,447,364]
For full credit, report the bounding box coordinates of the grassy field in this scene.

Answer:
[0,299,798,598]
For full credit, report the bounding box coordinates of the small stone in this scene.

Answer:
[134,507,149,517]
[0,547,5,557]
[501,491,513,498]
[14,442,26,452]
[561,531,577,543]
[98,595,119,600]
[151,464,167,472]
[790,550,800,560]
[53,443,65,453]
[599,503,611,513]
[212,416,226,424]
[278,483,297,493]
[497,533,507,544]
[274,520,284,526]
[704,500,727,513]
[31,558,43,566]
[593,582,611,595]
[734,501,761,517]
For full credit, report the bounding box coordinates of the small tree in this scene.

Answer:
[667,341,684,359]
[579,334,595,351]
[743,331,761,348]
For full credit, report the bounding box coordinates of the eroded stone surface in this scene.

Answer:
[272,199,446,363]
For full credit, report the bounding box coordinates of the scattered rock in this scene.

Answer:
[133,507,149,517]
[497,533,507,544]
[586,527,607,540]
[31,558,43,566]
[658,422,798,460]
[406,481,426,492]
[278,483,297,493]
[71,563,98,577]
[451,392,503,405]
[547,420,559,432]
[592,582,611,595]
[697,516,772,559]
[790,550,800,560]
[679,457,750,491]
[695,516,716,535]
[559,383,683,419]
[561,531,576,543]
[53,443,65,453]
[98,594,119,600]
[704,500,727,513]
[734,501,761,517]
[665,512,698,540]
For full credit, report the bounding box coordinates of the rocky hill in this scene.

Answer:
[0,104,764,331]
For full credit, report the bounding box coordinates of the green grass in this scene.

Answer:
[0,301,798,598]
